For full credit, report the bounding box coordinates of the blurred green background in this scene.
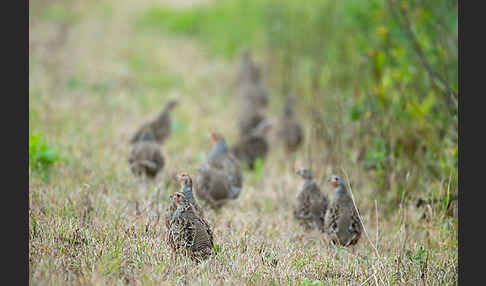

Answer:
[30,0,458,203]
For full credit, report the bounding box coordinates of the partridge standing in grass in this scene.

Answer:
[237,50,259,87]
[195,163,236,209]
[237,107,266,137]
[167,192,215,262]
[131,99,178,144]
[231,120,272,170]
[238,69,269,110]
[324,175,363,246]
[294,168,329,232]
[128,130,165,178]
[208,132,243,195]
[277,96,304,155]
[164,172,204,230]
[237,52,268,110]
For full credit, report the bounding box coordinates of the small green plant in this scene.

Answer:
[253,157,264,179]
[300,278,323,286]
[213,241,221,253]
[411,246,427,264]
[29,132,61,180]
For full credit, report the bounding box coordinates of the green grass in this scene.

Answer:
[29,0,457,284]
[136,0,268,58]
[29,132,62,181]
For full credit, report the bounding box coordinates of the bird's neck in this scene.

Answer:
[181,180,194,200]
[210,139,228,158]
[157,106,171,120]
[333,184,348,201]
[171,203,189,221]
[303,178,313,186]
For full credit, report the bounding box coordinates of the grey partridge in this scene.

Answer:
[237,106,266,137]
[324,175,363,246]
[128,130,164,178]
[207,132,243,195]
[237,50,259,87]
[130,99,178,144]
[293,168,329,232]
[195,163,237,209]
[165,172,204,233]
[238,75,269,110]
[231,120,271,170]
[237,52,268,109]
[167,192,215,262]
[277,96,304,154]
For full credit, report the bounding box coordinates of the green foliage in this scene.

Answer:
[29,132,61,180]
[411,246,428,266]
[67,76,84,90]
[253,157,264,179]
[136,0,457,207]
[213,241,221,253]
[41,2,82,23]
[136,6,203,35]
[136,0,268,57]
[91,81,113,94]
[365,137,387,171]
[300,278,323,286]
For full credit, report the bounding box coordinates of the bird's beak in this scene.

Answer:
[169,194,174,199]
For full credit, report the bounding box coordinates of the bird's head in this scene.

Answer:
[166,99,179,110]
[296,168,313,180]
[175,172,192,185]
[210,132,224,143]
[328,175,344,188]
[169,192,186,206]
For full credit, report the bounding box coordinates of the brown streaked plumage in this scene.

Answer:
[293,168,329,232]
[167,192,215,262]
[175,172,204,218]
[128,130,164,178]
[324,175,363,246]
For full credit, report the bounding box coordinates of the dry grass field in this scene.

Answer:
[29,0,458,284]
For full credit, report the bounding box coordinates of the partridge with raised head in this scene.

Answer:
[208,132,243,195]
[167,192,215,262]
[294,168,329,232]
[324,175,363,246]
[277,96,304,154]
[237,50,259,87]
[237,52,268,109]
[131,99,178,144]
[165,172,204,230]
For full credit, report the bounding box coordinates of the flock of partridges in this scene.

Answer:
[128,51,363,262]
